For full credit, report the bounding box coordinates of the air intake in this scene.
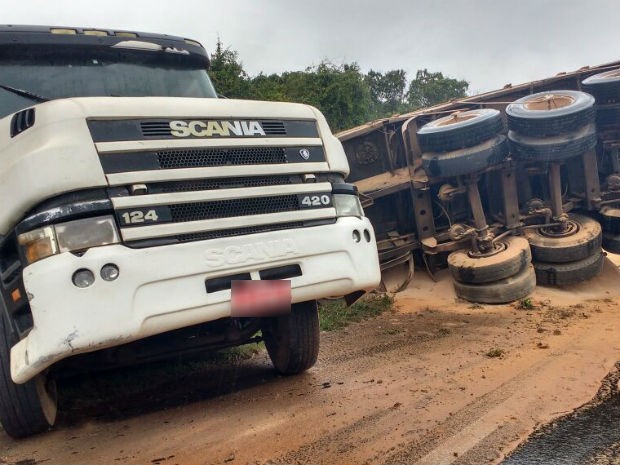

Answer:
[10,108,35,137]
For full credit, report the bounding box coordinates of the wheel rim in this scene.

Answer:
[523,94,575,111]
[35,375,57,425]
[435,111,480,127]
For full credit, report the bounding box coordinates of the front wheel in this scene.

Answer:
[0,314,57,438]
[261,300,319,375]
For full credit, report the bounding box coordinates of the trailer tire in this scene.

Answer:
[0,314,56,438]
[506,90,595,137]
[448,236,531,284]
[453,265,536,304]
[421,135,508,178]
[508,124,597,163]
[262,300,319,375]
[602,232,620,255]
[523,213,602,263]
[582,69,620,104]
[417,109,503,153]
[596,105,620,128]
[598,207,620,235]
[533,251,604,286]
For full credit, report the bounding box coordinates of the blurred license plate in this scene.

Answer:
[231,280,291,317]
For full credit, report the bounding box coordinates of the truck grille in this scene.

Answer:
[151,175,294,193]
[158,147,287,169]
[170,195,300,222]
[94,117,337,245]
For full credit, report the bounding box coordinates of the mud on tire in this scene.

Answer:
[453,265,536,304]
[533,251,605,286]
[448,236,531,284]
[523,213,602,263]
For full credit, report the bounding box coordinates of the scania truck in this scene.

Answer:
[0,25,380,437]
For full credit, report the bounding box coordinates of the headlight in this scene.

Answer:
[333,194,363,217]
[18,215,120,265]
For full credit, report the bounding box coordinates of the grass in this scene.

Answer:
[516,297,536,310]
[318,293,394,331]
[485,348,505,358]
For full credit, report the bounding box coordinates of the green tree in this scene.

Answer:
[247,61,373,132]
[208,38,250,98]
[366,69,408,117]
[406,69,469,109]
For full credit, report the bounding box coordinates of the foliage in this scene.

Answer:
[406,69,469,110]
[208,41,469,132]
[208,38,251,99]
[318,294,393,331]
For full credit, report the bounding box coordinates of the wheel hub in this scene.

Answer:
[524,94,574,111]
[468,241,507,258]
[539,220,579,238]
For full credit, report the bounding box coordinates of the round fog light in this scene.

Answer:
[352,230,361,243]
[101,264,119,281]
[72,269,95,288]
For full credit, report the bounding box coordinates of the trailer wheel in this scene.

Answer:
[602,232,620,255]
[453,265,536,304]
[448,236,531,284]
[508,124,597,162]
[598,207,620,235]
[417,109,503,153]
[421,135,508,178]
[523,213,602,263]
[597,106,620,128]
[582,69,620,104]
[0,314,57,438]
[533,251,604,286]
[506,90,595,137]
[262,300,319,375]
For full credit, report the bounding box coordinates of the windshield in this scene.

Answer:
[0,44,217,118]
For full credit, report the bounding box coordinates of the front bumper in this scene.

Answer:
[11,217,380,383]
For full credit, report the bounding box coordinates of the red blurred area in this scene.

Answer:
[231,280,291,317]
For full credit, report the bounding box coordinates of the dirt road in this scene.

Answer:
[1,261,619,465]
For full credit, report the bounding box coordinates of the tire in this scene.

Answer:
[523,213,602,263]
[534,251,604,286]
[582,69,620,104]
[261,300,319,375]
[421,135,508,177]
[596,105,620,128]
[508,124,597,162]
[417,109,503,153]
[453,265,536,304]
[602,232,620,254]
[0,314,56,438]
[599,206,620,235]
[506,90,595,137]
[448,236,531,284]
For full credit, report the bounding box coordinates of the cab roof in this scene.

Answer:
[0,25,209,66]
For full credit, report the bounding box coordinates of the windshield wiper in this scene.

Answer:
[0,84,49,103]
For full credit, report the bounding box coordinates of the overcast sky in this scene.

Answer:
[4,0,619,94]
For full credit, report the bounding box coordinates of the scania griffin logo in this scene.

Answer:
[169,120,266,137]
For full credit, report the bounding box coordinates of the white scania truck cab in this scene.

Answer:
[0,25,380,437]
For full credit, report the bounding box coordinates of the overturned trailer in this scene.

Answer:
[339,61,620,302]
